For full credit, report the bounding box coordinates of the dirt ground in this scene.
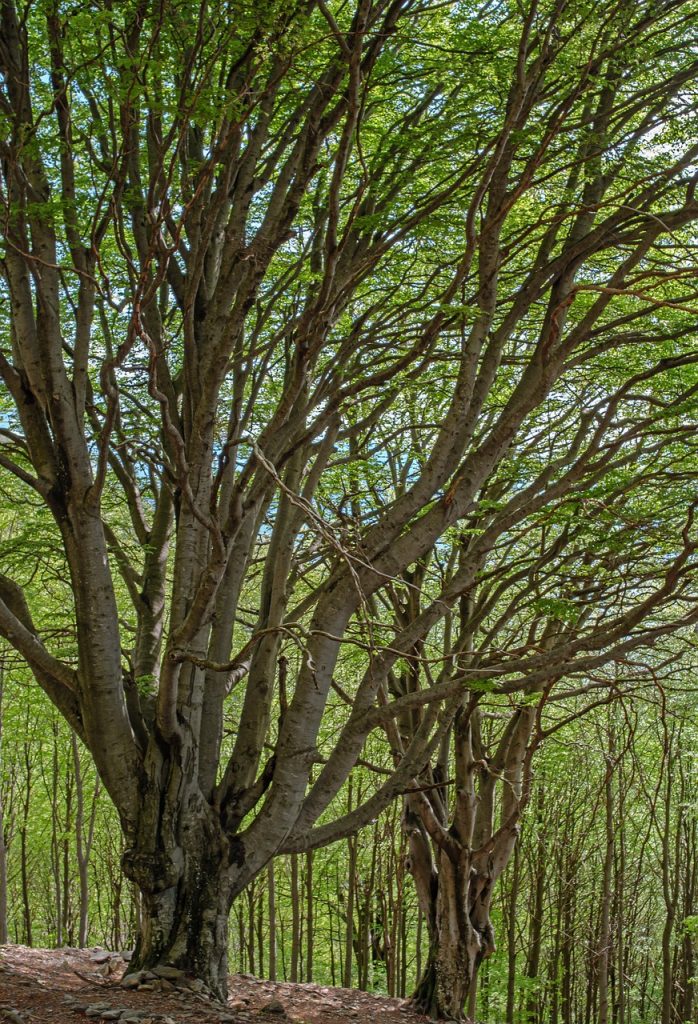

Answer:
[0,946,433,1024]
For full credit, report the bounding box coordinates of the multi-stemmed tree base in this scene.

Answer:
[409,851,495,1021]
[411,950,472,1022]
[127,877,231,1002]
[122,790,233,1002]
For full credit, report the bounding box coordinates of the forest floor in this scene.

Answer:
[0,946,433,1024]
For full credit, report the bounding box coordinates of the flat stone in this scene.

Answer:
[90,951,115,964]
[261,998,286,1016]
[120,973,142,989]
[100,1012,124,1021]
[152,965,186,980]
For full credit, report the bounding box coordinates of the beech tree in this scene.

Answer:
[2,0,698,1015]
[386,478,698,1018]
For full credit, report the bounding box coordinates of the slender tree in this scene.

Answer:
[0,659,7,944]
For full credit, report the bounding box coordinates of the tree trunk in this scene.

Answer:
[660,741,677,1024]
[344,835,357,987]
[72,732,99,948]
[20,741,33,946]
[506,843,521,1024]
[598,759,614,1024]
[560,851,576,1024]
[247,886,255,975]
[0,663,7,945]
[526,816,547,1024]
[257,875,265,978]
[411,851,487,1020]
[268,863,277,982]
[306,850,314,983]
[291,853,300,983]
[0,777,6,944]
[122,793,231,1001]
[50,721,63,947]
[406,700,535,1021]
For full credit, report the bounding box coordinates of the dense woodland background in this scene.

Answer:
[3,653,698,1024]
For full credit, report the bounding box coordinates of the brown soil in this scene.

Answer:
[0,946,432,1024]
